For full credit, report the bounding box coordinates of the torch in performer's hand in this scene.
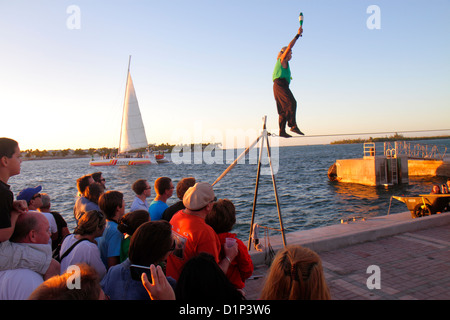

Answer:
[298,12,304,37]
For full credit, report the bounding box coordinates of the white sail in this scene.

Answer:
[119,72,148,154]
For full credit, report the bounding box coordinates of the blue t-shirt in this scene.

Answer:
[96,220,123,268]
[100,258,176,300]
[148,200,168,221]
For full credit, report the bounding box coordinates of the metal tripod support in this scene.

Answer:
[247,116,286,250]
[211,116,287,250]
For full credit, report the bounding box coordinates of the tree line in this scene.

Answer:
[330,134,450,145]
[22,143,177,159]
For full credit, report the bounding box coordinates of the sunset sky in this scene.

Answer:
[1,0,449,150]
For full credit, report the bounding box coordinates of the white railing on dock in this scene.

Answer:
[384,141,447,160]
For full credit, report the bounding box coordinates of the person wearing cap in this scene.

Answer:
[16,186,43,210]
[166,182,238,281]
[17,186,58,245]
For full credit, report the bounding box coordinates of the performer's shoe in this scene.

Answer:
[279,131,292,138]
[290,127,304,135]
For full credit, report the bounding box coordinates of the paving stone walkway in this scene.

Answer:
[244,223,450,300]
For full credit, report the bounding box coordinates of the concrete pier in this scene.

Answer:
[408,159,450,176]
[334,155,409,186]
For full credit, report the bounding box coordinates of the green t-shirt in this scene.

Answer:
[272,59,291,84]
[120,236,130,263]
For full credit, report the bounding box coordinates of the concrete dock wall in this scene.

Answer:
[336,158,377,186]
[335,156,409,186]
[408,159,450,176]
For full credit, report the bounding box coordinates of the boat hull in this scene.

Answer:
[89,158,153,166]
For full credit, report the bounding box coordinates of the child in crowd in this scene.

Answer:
[205,199,253,293]
[96,191,125,269]
[0,137,59,279]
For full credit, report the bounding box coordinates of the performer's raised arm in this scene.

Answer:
[279,27,303,65]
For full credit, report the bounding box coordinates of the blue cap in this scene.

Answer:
[17,186,42,203]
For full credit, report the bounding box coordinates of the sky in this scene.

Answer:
[1,0,449,150]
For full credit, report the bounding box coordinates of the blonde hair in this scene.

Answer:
[260,245,331,300]
[28,264,101,300]
[74,210,106,235]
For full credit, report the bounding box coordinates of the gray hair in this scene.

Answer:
[40,193,51,209]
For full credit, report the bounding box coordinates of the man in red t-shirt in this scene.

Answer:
[166,182,238,280]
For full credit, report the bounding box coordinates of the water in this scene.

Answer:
[9,139,450,241]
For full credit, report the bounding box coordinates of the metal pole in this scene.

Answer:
[212,133,262,187]
[265,132,287,248]
[248,131,265,250]
[118,55,132,155]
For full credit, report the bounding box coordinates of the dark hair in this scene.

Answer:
[128,221,172,266]
[0,138,18,158]
[132,179,149,195]
[176,177,196,200]
[117,210,149,235]
[175,253,244,301]
[76,174,92,194]
[85,183,105,204]
[98,191,123,220]
[91,172,103,183]
[154,177,172,195]
[205,199,236,234]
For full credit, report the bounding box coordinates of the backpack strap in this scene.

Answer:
[59,238,89,262]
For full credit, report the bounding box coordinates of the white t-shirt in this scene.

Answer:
[0,269,43,300]
[60,234,106,279]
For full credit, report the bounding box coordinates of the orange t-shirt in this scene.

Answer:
[166,210,221,280]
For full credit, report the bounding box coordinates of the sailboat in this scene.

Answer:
[90,57,164,166]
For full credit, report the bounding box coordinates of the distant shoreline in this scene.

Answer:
[22,156,90,162]
[21,136,450,161]
[331,135,450,145]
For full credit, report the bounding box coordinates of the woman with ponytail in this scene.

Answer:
[260,245,330,300]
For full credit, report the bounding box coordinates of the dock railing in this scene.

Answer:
[363,142,376,157]
[384,141,447,160]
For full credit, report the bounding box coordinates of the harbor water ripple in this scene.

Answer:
[10,139,450,241]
